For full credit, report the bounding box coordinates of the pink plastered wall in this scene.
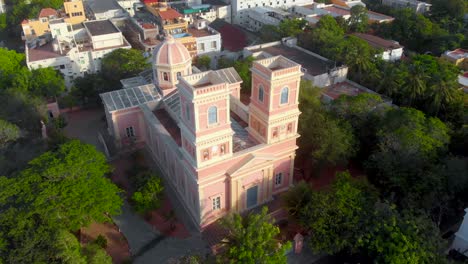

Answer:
[197,100,228,130]
[272,157,291,192]
[201,177,229,224]
[114,107,147,146]
[271,80,299,110]
[250,75,270,112]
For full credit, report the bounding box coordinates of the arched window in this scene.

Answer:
[208,106,217,124]
[280,87,289,104]
[258,85,264,102]
[163,72,169,81]
[177,72,182,79]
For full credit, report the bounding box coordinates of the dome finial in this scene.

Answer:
[165,34,175,43]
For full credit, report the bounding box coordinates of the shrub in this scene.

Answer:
[94,235,108,249]
[131,175,164,214]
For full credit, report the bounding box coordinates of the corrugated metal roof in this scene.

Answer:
[214,67,242,84]
[100,84,160,112]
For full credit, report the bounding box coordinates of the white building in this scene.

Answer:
[177,2,232,24]
[0,0,6,14]
[26,19,131,87]
[86,0,126,20]
[231,0,310,26]
[188,19,222,55]
[116,0,142,17]
[352,33,403,61]
[245,6,290,32]
[452,208,468,257]
[381,0,431,14]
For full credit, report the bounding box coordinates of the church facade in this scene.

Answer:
[100,35,303,229]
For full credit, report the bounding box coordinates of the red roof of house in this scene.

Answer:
[352,33,402,50]
[21,19,29,24]
[39,8,58,18]
[143,0,159,3]
[158,8,182,20]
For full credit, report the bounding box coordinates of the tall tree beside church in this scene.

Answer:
[101,48,150,84]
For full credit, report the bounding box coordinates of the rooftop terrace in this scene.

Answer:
[84,20,120,36]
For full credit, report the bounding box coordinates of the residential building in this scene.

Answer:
[331,0,365,8]
[381,0,431,14]
[244,38,348,88]
[245,6,291,32]
[230,0,310,26]
[459,72,468,93]
[321,79,391,103]
[21,0,86,42]
[116,0,142,16]
[85,0,126,20]
[63,0,86,24]
[452,208,468,257]
[188,19,222,55]
[26,19,131,87]
[352,33,403,61]
[289,4,393,25]
[100,35,303,229]
[209,18,247,52]
[145,2,198,57]
[442,48,468,70]
[173,0,232,24]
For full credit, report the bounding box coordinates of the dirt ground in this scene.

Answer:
[81,222,131,264]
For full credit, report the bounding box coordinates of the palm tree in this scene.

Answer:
[427,77,457,117]
[402,64,428,106]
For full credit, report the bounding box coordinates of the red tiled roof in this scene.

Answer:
[352,33,402,49]
[21,19,29,24]
[217,24,246,52]
[39,8,58,18]
[143,0,159,3]
[159,8,182,20]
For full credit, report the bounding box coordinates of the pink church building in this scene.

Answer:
[100,35,303,229]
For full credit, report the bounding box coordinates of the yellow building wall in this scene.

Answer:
[22,19,50,40]
[63,0,86,25]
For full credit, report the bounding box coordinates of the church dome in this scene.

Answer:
[153,35,191,66]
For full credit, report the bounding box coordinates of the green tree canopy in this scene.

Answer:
[361,202,448,264]
[298,81,357,167]
[298,172,378,254]
[218,207,291,264]
[0,119,20,148]
[348,5,368,33]
[233,56,254,93]
[196,55,211,70]
[30,67,66,97]
[278,18,307,37]
[366,107,450,197]
[101,48,150,84]
[0,140,122,230]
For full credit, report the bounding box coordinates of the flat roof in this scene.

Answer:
[322,81,366,100]
[251,44,335,76]
[159,8,182,20]
[100,84,160,112]
[187,27,213,37]
[84,20,120,36]
[87,0,122,13]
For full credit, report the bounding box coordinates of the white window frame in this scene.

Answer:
[280,87,289,105]
[208,106,218,125]
[275,172,283,186]
[212,196,221,210]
